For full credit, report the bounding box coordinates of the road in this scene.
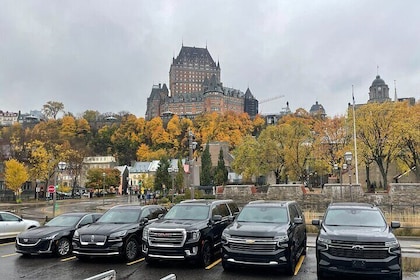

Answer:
[1,197,420,279]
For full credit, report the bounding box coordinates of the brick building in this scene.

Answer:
[145,45,258,120]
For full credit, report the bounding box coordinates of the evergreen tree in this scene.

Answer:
[154,157,170,192]
[214,147,228,185]
[200,143,213,186]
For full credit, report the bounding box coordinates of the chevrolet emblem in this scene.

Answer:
[245,239,255,244]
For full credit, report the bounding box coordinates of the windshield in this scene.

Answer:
[237,206,288,223]
[97,209,141,224]
[324,208,387,227]
[46,215,81,227]
[164,205,209,220]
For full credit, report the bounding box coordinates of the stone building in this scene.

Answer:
[145,45,258,120]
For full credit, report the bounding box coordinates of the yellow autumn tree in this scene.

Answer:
[5,159,29,202]
[355,102,406,188]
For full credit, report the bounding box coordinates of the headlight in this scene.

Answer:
[386,239,400,253]
[222,231,231,240]
[109,230,127,240]
[73,230,79,238]
[275,235,289,247]
[317,236,331,250]
[43,233,58,240]
[188,230,200,242]
[385,240,399,248]
[142,228,149,240]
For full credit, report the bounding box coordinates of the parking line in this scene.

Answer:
[61,256,76,262]
[127,257,144,266]
[1,253,18,258]
[0,242,15,247]
[294,255,305,276]
[205,258,221,270]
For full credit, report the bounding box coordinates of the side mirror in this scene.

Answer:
[212,214,222,222]
[312,219,321,226]
[158,213,164,219]
[141,217,149,225]
[391,221,400,229]
[294,217,303,225]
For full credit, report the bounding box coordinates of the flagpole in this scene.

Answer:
[352,85,359,184]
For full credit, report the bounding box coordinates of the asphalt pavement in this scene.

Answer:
[2,195,420,254]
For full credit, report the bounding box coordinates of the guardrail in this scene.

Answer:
[84,270,116,280]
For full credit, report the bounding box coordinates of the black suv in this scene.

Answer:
[72,205,166,262]
[312,202,402,280]
[142,199,239,267]
[221,200,307,275]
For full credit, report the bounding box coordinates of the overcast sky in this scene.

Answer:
[1,0,419,118]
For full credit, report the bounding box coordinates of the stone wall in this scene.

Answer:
[217,183,420,214]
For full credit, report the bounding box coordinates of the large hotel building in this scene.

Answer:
[145,45,258,120]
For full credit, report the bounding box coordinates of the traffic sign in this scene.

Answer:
[48,185,56,193]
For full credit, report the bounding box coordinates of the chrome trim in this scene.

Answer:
[73,250,119,256]
[147,254,185,259]
[226,258,279,266]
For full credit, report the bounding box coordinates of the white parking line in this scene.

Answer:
[1,253,18,258]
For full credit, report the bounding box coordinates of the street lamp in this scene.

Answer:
[53,161,67,218]
[333,163,343,200]
[102,172,106,206]
[344,151,353,200]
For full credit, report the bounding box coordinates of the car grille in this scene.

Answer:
[148,229,186,247]
[328,240,389,259]
[227,236,277,252]
[80,235,107,243]
[17,238,40,245]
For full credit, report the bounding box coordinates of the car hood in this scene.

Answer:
[18,226,71,239]
[77,223,138,235]
[321,225,396,242]
[225,222,289,237]
[148,219,208,231]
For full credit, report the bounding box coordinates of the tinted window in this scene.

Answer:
[288,205,299,221]
[237,206,288,223]
[165,205,209,220]
[79,215,93,227]
[228,202,239,215]
[215,204,230,217]
[324,208,386,227]
[98,208,141,223]
[1,213,20,222]
[46,215,82,227]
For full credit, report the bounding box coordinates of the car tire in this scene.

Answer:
[123,237,139,262]
[301,235,307,256]
[286,246,296,276]
[199,240,213,267]
[394,270,402,280]
[76,255,90,262]
[317,264,327,280]
[55,237,71,257]
[145,256,159,266]
[221,259,232,271]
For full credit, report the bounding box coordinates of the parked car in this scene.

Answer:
[15,212,101,257]
[221,200,307,275]
[72,204,167,262]
[312,202,402,280]
[142,199,239,267]
[0,211,40,240]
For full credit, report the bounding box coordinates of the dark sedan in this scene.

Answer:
[16,212,101,257]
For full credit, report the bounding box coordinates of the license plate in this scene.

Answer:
[352,260,366,269]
